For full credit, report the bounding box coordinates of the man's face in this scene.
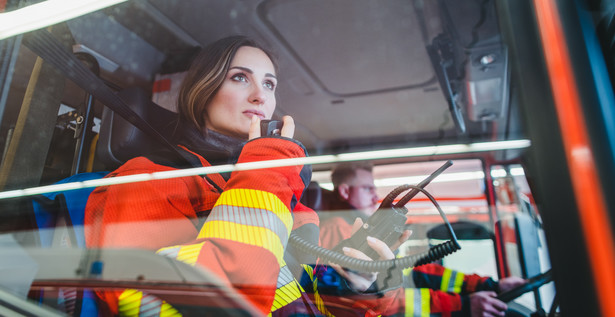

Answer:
[343,169,379,216]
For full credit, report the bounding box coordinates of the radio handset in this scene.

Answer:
[260,119,283,136]
[333,160,454,260]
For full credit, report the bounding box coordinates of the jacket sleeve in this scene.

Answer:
[184,137,311,314]
[84,157,217,250]
[411,263,499,294]
[301,265,472,317]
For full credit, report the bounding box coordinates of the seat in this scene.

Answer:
[28,87,174,316]
[427,221,497,274]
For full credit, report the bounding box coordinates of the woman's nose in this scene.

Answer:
[249,86,267,105]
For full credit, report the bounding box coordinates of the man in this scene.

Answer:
[318,162,526,317]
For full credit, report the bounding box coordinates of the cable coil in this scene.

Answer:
[289,185,461,272]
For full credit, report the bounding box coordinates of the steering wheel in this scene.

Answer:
[496,269,554,302]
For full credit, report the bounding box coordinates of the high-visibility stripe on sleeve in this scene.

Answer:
[300,265,334,317]
[118,289,182,317]
[156,246,180,259]
[270,266,303,312]
[402,266,412,277]
[453,271,464,293]
[441,268,464,293]
[157,242,206,266]
[118,289,141,316]
[213,188,292,233]
[405,288,430,317]
[199,220,285,265]
[302,264,314,280]
[204,205,289,243]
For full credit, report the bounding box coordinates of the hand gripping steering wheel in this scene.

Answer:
[496,269,554,302]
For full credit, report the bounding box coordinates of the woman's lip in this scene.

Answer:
[244,110,265,119]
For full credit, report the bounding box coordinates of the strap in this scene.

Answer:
[143,146,225,194]
[21,30,193,168]
[177,145,226,192]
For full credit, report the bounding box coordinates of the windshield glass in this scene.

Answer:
[1,0,613,316]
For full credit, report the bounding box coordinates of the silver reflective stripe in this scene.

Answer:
[139,294,162,317]
[446,270,459,292]
[207,205,289,246]
[277,265,294,288]
[157,246,180,259]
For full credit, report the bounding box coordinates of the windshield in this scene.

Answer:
[0,0,613,316]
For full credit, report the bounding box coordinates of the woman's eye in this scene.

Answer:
[231,73,248,82]
[264,80,276,90]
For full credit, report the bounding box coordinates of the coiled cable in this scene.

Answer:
[289,185,460,272]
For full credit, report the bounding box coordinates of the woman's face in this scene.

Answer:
[205,46,277,138]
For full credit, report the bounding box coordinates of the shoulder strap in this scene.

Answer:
[144,146,225,193]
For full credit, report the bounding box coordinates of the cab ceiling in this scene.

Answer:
[68,0,461,154]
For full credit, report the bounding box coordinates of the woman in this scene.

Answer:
[84,35,317,314]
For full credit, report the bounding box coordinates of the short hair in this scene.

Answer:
[331,161,374,189]
[177,35,279,131]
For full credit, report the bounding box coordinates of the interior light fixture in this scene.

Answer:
[0,139,531,200]
[0,0,128,40]
[490,167,525,178]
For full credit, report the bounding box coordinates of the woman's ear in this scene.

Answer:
[338,184,351,201]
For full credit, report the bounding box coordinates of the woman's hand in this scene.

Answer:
[329,218,412,292]
[248,115,295,140]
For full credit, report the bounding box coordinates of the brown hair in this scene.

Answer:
[331,161,374,189]
[177,36,278,130]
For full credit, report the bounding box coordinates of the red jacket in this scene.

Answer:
[85,137,320,315]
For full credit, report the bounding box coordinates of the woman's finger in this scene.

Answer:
[351,217,364,235]
[248,116,261,140]
[342,246,372,261]
[280,115,295,138]
[366,236,395,260]
[390,229,413,251]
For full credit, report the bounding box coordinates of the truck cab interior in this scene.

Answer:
[0,0,614,316]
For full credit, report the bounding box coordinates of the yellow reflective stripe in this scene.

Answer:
[157,242,206,266]
[440,268,464,293]
[118,289,182,317]
[199,220,285,265]
[302,264,314,280]
[453,272,465,293]
[214,189,292,232]
[270,280,302,312]
[305,266,335,317]
[405,288,430,317]
[402,266,412,277]
[300,265,334,317]
[405,288,414,316]
[420,288,430,317]
[441,268,452,292]
[118,289,142,316]
[159,302,182,317]
[176,241,206,265]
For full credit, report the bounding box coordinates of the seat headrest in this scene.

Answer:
[301,181,334,212]
[301,181,323,211]
[96,87,177,169]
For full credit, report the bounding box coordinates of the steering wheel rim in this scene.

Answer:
[496,269,554,302]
